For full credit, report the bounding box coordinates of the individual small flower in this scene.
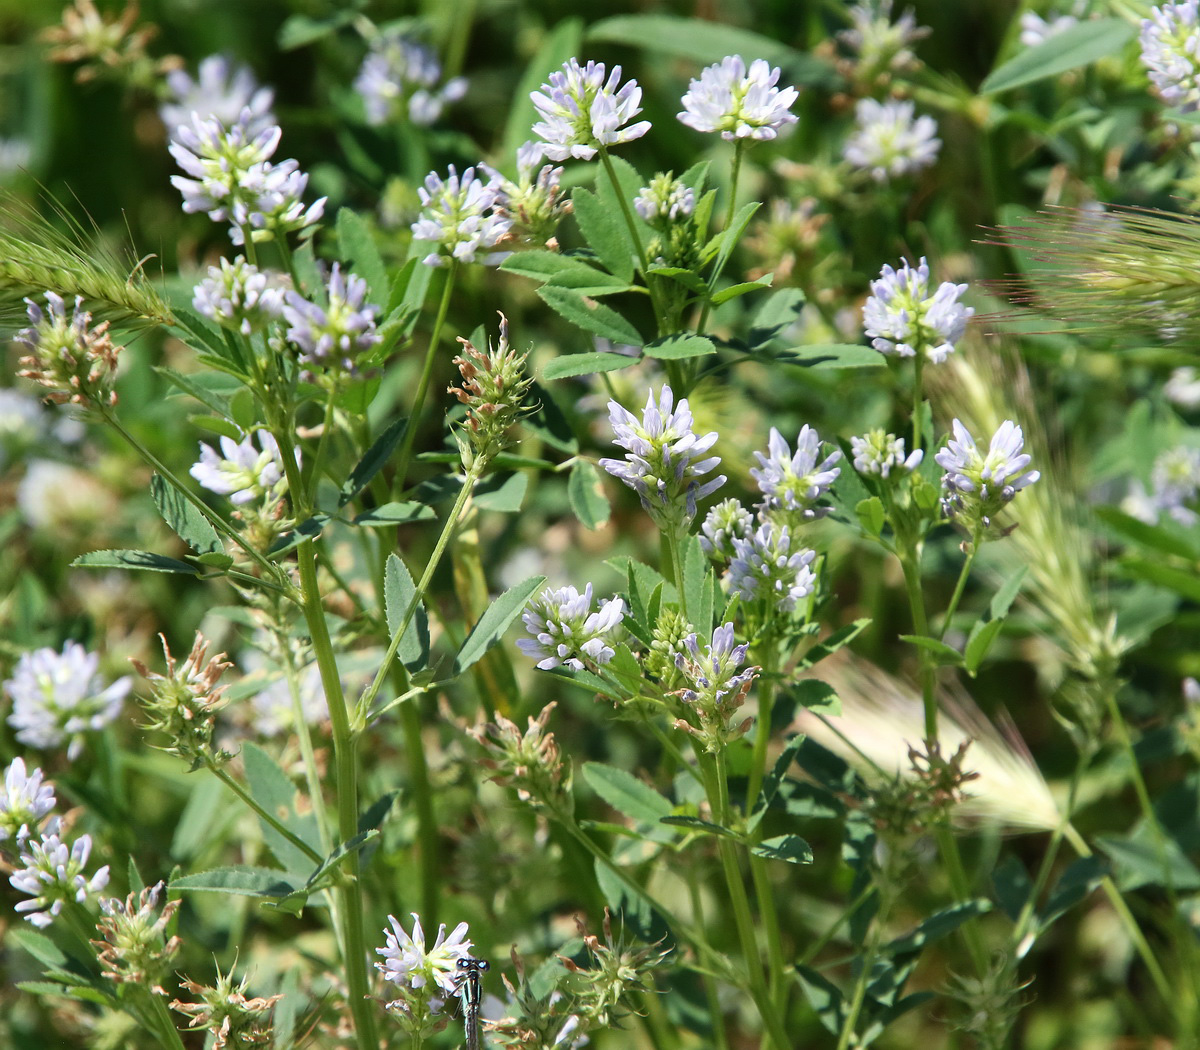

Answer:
[672,623,758,751]
[472,702,571,809]
[700,497,754,561]
[843,97,940,182]
[5,642,131,761]
[9,828,110,927]
[283,264,380,373]
[634,172,696,223]
[15,292,123,408]
[160,54,275,137]
[851,428,924,478]
[1140,2,1200,113]
[484,141,569,248]
[354,32,466,127]
[863,256,973,363]
[935,419,1040,529]
[677,55,798,141]
[839,1,929,78]
[516,583,626,672]
[192,256,286,335]
[92,881,182,991]
[0,757,56,845]
[729,522,818,612]
[377,913,474,1004]
[1019,12,1079,48]
[171,966,283,1049]
[189,429,293,507]
[449,312,534,467]
[598,385,726,530]
[531,58,651,161]
[131,633,233,767]
[411,165,512,267]
[751,425,842,522]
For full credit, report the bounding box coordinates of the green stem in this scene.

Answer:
[912,350,925,456]
[598,148,666,336]
[145,988,188,1050]
[696,139,746,337]
[400,694,440,929]
[836,891,888,1050]
[278,629,333,854]
[896,542,938,742]
[394,261,458,492]
[939,524,982,641]
[685,866,732,1050]
[204,761,323,866]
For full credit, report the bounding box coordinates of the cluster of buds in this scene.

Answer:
[449,313,534,469]
[671,623,758,752]
[170,967,283,1049]
[41,0,177,88]
[486,143,571,251]
[92,881,182,992]
[131,633,233,770]
[16,292,124,408]
[471,703,571,812]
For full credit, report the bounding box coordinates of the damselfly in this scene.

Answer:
[454,955,489,1050]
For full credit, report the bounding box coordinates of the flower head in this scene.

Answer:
[93,881,182,991]
[634,172,696,224]
[472,702,571,809]
[354,32,466,126]
[411,165,512,267]
[516,583,625,672]
[598,385,726,531]
[283,263,380,374]
[189,429,293,507]
[1147,444,1200,525]
[9,828,110,927]
[677,55,798,141]
[700,497,754,561]
[863,256,972,363]
[935,419,1040,530]
[839,1,929,78]
[449,312,534,468]
[851,428,923,478]
[5,642,131,760]
[15,292,123,408]
[1019,12,1079,48]
[531,59,651,161]
[0,757,56,845]
[672,623,758,752]
[751,425,841,522]
[483,142,569,249]
[171,966,283,1049]
[729,522,817,612]
[193,256,286,336]
[843,98,940,181]
[1141,2,1200,112]
[160,54,275,137]
[377,913,473,1005]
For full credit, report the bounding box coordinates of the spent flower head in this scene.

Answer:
[42,0,170,87]
[700,497,755,562]
[863,256,973,363]
[355,32,466,126]
[677,55,799,141]
[9,828,110,927]
[449,312,534,468]
[283,263,380,374]
[851,429,924,478]
[412,164,512,267]
[171,967,283,1050]
[472,702,571,809]
[1141,2,1200,112]
[516,583,625,672]
[93,881,182,991]
[672,623,758,752]
[161,54,275,137]
[843,98,940,182]
[5,641,131,760]
[193,256,287,336]
[598,385,726,532]
[531,58,651,161]
[634,171,696,224]
[0,757,56,846]
[729,522,818,613]
[16,292,123,408]
[935,419,1040,531]
[751,425,842,523]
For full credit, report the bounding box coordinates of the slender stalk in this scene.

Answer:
[912,350,925,457]
[696,139,746,337]
[598,148,666,335]
[684,865,732,1050]
[204,760,323,866]
[896,542,938,742]
[835,890,888,1050]
[939,524,982,641]
[145,988,189,1050]
[394,260,458,491]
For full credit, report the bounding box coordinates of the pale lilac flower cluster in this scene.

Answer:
[729,522,818,612]
[15,291,122,408]
[1019,12,1079,47]
[673,623,757,752]
[751,425,842,522]
[839,1,929,73]
[376,913,473,1010]
[190,429,293,506]
[1140,2,1200,112]
[411,165,512,267]
[0,757,56,845]
[9,827,110,927]
[935,419,1040,529]
[531,59,651,161]
[354,32,466,126]
[160,54,275,137]
[851,429,924,478]
[249,663,327,737]
[598,385,726,530]
[700,497,754,561]
[1125,445,1200,525]
[192,256,286,336]
[283,264,380,372]
[634,172,696,224]
[677,55,799,141]
[483,142,568,247]
[863,257,973,363]
[516,583,626,671]
[4,642,131,760]
[169,109,326,245]
[843,98,940,182]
